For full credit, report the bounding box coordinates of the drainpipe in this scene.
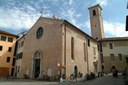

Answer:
[86,38,89,74]
[64,23,67,78]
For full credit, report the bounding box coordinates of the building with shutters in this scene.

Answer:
[0,30,18,77]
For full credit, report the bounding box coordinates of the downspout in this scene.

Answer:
[64,23,67,78]
[86,38,89,74]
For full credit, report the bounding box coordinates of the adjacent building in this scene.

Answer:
[99,37,128,73]
[89,4,128,73]
[0,30,18,77]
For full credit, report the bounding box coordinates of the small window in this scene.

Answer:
[93,10,96,16]
[19,52,23,59]
[1,36,6,41]
[0,46,3,51]
[118,54,122,61]
[21,41,24,47]
[83,42,86,62]
[8,37,13,42]
[109,43,113,49]
[97,45,100,51]
[12,58,15,66]
[101,54,104,63]
[8,47,12,52]
[87,39,90,47]
[102,65,104,70]
[6,57,10,62]
[110,54,114,61]
[16,54,19,60]
[100,44,102,52]
[18,43,20,49]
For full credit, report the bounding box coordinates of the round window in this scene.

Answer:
[36,27,43,39]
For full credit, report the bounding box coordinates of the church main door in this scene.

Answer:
[34,59,40,78]
[33,51,42,79]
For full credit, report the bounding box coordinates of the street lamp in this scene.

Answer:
[57,63,61,78]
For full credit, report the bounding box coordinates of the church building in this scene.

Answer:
[0,4,127,79]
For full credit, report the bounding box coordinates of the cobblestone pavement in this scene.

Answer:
[87,75,125,85]
[57,75,125,85]
[0,75,125,85]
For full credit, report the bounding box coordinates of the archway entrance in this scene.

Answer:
[74,65,78,78]
[34,59,40,78]
[33,51,41,79]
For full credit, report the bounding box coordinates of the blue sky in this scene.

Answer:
[0,0,128,37]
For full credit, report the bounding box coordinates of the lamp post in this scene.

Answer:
[57,63,61,78]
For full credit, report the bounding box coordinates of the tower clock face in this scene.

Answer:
[36,27,43,39]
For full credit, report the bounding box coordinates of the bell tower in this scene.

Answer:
[88,4,104,39]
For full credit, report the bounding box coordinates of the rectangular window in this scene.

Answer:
[6,57,10,62]
[110,54,114,61]
[88,39,90,47]
[18,43,20,49]
[101,54,104,63]
[102,65,104,70]
[21,41,24,47]
[8,37,13,42]
[16,54,19,60]
[8,47,12,52]
[109,43,113,49]
[19,52,23,59]
[118,54,122,61]
[71,37,74,60]
[83,43,86,62]
[1,36,6,41]
[0,46,3,51]
[93,10,96,16]
[97,45,100,51]
[12,58,15,66]
[100,44,102,52]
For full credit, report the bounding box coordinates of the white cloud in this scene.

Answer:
[84,19,128,37]
[85,20,90,29]
[93,0,108,7]
[0,1,53,31]
[0,7,38,30]
[104,21,128,37]
[69,0,73,5]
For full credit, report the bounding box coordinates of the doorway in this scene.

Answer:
[33,51,41,79]
[34,59,40,78]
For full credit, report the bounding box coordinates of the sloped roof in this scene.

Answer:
[88,4,102,10]
[0,30,19,37]
[22,16,97,42]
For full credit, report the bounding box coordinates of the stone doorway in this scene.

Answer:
[34,59,40,78]
[33,51,42,79]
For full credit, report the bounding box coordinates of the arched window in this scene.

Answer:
[71,37,74,60]
[83,42,86,62]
